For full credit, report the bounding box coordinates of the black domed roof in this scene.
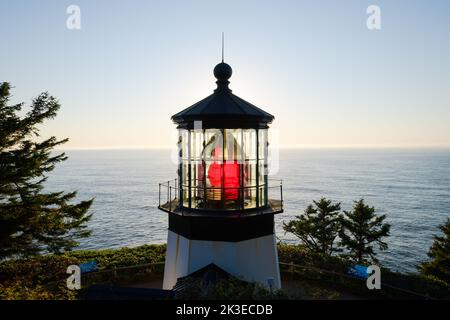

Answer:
[171,62,274,129]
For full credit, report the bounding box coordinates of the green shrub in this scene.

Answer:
[0,244,166,300]
[277,243,450,299]
[1,243,448,300]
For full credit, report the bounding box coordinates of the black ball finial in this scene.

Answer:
[214,62,232,81]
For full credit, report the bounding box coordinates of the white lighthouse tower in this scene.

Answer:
[158,60,283,290]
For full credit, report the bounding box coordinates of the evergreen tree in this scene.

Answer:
[0,82,93,259]
[418,218,450,284]
[338,199,390,263]
[283,198,341,256]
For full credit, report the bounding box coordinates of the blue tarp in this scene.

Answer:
[347,265,369,279]
[79,260,99,274]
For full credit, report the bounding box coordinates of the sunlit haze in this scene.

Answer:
[1,0,450,149]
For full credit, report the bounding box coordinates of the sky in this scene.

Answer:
[1,0,450,149]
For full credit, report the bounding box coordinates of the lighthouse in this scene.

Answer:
[158,60,283,290]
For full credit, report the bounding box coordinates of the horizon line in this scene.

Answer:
[54,144,450,151]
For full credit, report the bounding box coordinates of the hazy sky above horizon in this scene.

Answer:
[1,0,450,148]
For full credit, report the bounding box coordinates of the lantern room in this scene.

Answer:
[159,59,283,290]
[159,62,283,215]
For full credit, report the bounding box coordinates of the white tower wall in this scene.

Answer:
[163,230,281,290]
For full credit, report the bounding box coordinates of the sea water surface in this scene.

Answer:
[45,148,450,273]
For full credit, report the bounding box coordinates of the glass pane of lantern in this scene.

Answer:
[244,186,257,209]
[244,159,257,187]
[258,129,268,208]
[203,129,223,161]
[258,129,268,160]
[258,160,266,185]
[191,189,203,209]
[203,130,222,209]
[243,129,256,160]
[222,160,241,203]
[243,159,257,209]
[259,185,266,207]
[181,130,189,160]
[177,129,183,162]
[190,160,204,187]
[224,129,242,162]
[190,130,203,161]
[190,160,204,209]
[181,161,189,186]
[182,186,189,208]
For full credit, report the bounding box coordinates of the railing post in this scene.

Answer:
[256,129,259,208]
[280,179,283,209]
[169,186,172,212]
[167,180,170,204]
[158,183,161,207]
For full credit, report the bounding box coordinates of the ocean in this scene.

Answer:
[45,148,450,273]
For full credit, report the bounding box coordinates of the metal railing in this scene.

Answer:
[40,260,437,300]
[279,262,437,300]
[158,178,179,212]
[158,178,283,214]
[42,262,166,290]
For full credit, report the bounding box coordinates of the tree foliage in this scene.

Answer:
[418,218,450,284]
[283,198,341,256]
[338,199,390,263]
[0,82,93,259]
